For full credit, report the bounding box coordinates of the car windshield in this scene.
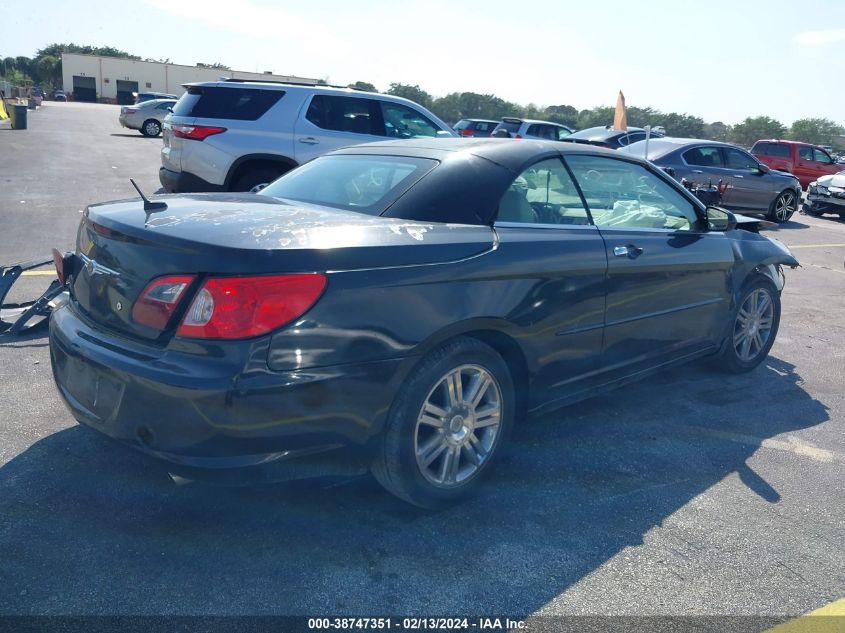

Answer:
[258,155,437,215]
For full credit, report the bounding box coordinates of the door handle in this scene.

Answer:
[614,244,644,259]
[732,174,744,178]
[298,137,319,144]
[691,169,704,174]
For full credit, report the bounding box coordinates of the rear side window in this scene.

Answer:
[683,146,725,167]
[171,87,283,120]
[617,132,645,146]
[258,155,436,215]
[753,142,790,157]
[306,95,381,135]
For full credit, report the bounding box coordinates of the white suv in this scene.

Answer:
[160,80,457,193]
[491,117,573,141]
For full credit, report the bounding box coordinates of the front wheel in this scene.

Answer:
[372,337,515,508]
[768,190,797,223]
[713,276,781,373]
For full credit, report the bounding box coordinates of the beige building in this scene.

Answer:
[61,53,319,104]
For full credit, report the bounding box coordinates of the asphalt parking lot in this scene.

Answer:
[1,103,843,627]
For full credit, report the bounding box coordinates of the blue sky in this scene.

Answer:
[3,0,844,125]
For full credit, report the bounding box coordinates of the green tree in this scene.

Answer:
[35,55,61,88]
[729,116,787,148]
[657,112,704,138]
[543,104,578,128]
[387,83,432,108]
[577,106,615,129]
[430,92,520,124]
[196,62,231,69]
[35,43,139,60]
[788,118,843,146]
[15,56,32,77]
[703,121,731,142]
[349,81,377,92]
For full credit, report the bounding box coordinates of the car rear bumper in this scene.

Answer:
[159,167,226,193]
[49,303,401,477]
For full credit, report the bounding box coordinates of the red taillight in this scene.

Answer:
[176,274,327,339]
[171,124,227,140]
[459,128,474,137]
[124,108,138,114]
[515,134,523,139]
[132,275,195,330]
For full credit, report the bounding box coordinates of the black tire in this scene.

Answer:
[713,275,781,374]
[767,190,797,223]
[141,119,162,137]
[371,337,515,509]
[232,168,283,192]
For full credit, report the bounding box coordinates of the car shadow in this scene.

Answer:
[769,218,810,230]
[109,133,157,139]
[0,356,828,616]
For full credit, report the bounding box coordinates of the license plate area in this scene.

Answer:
[61,354,126,423]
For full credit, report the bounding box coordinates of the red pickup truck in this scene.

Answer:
[751,140,843,189]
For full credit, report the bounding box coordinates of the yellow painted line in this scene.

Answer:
[787,243,845,249]
[764,597,845,632]
[20,270,57,276]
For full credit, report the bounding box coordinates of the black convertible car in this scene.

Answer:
[49,139,798,508]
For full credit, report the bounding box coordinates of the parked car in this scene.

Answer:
[804,170,845,218]
[160,79,457,193]
[620,137,801,223]
[562,126,663,149]
[119,99,177,137]
[134,91,178,105]
[751,140,842,189]
[454,119,499,137]
[491,117,573,141]
[50,138,798,508]
[52,90,67,102]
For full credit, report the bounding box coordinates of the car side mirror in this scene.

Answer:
[706,206,737,231]
[758,163,770,174]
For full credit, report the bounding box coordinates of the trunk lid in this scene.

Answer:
[70,193,494,341]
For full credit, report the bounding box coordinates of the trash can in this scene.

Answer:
[27,98,36,110]
[11,105,27,130]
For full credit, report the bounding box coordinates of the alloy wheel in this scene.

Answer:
[733,288,775,362]
[774,192,796,222]
[414,364,502,488]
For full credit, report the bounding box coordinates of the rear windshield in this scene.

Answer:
[258,155,437,215]
[752,142,790,157]
[454,119,471,130]
[171,86,283,120]
[496,120,522,133]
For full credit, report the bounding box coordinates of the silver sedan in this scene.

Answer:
[118,99,176,137]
